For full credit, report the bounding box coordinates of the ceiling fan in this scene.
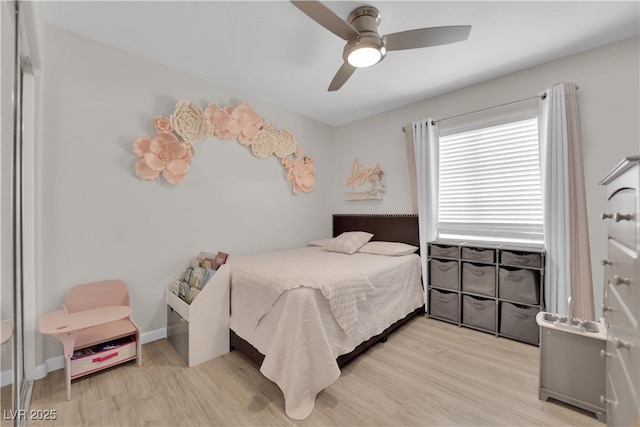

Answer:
[291,1,472,91]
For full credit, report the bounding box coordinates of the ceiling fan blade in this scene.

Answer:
[384,26,472,51]
[328,63,357,92]
[291,1,359,41]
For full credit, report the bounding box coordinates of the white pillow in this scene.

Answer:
[324,231,373,255]
[309,238,333,247]
[358,241,418,256]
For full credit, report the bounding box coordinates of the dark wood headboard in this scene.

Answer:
[332,214,419,247]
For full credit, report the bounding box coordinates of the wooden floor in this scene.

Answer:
[0,384,10,426]
[24,317,601,426]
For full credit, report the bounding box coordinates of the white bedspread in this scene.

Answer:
[232,247,375,333]
[229,247,424,420]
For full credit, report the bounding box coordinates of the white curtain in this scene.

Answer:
[538,82,595,319]
[405,126,419,214]
[412,119,439,304]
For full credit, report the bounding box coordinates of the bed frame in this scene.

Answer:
[230,213,423,368]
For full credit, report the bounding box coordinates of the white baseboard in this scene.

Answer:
[1,327,167,386]
[141,327,167,344]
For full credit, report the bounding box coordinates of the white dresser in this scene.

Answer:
[600,156,640,427]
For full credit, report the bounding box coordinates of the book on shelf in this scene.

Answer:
[183,267,194,284]
[203,268,215,286]
[197,251,219,270]
[174,251,229,304]
[187,287,200,304]
[215,251,229,266]
[169,280,181,296]
[178,281,190,302]
[190,267,206,290]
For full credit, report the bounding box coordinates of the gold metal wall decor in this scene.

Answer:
[344,158,386,201]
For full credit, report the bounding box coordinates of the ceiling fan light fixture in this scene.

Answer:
[347,46,382,68]
[343,35,386,68]
[291,1,471,91]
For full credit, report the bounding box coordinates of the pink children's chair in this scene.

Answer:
[43,280,141,399]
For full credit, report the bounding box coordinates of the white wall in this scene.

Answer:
[333,36,640,319]
[39,26,335,362]
[35,25,640,364]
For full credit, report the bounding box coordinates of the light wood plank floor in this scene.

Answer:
[25,317,602,426]
[0,384,11,426]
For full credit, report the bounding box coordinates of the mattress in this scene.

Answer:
[229,246,423,420]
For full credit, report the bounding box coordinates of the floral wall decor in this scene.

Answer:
[344,158,386,201]
[132,100,315,193]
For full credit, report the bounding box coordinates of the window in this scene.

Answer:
[438,117,543,243]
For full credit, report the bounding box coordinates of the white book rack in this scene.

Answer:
[166,261,230,367]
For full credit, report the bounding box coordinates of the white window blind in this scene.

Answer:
[438,117,543,243]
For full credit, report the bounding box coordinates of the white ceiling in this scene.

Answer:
[42,1,640,126]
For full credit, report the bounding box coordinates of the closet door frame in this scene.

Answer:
[9,0,38,416]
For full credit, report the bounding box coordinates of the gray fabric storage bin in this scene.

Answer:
[461,262,496,297]
[461,247,495,263]
[430,244,458,258]
[499,268,540,304]
[500,302,539,344]
[430,259,459,290]
[429,289,459,322]
[463,295,496,331]
[501,250,542,268]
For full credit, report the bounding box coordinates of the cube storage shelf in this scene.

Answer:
[427,240,545,345]
[166,261,230,367]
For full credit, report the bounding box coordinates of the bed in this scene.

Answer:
[228,214,424,420]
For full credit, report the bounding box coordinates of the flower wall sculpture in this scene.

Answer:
[133,133,193,185]
[170,100,209,142]
[132,100,315,194]
[283,156,315,194]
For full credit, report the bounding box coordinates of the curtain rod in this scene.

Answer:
[400,86,579,133]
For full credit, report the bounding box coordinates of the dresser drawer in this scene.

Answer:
[608,324,639,399]
[462,262,496,297]
[499,268,540,305]
[605,281,638,334]
[500,250,542,268]
[461,247,495,263]
[607,343,639,426]
[462,295,496,332]
[71,337,137,378]
[430,244,459,258]
[430,259,459,290]
[429,289,459,322]
[606,187,638,250]
[499,302,539,344]
[606,239,639,322]
[606,369,639,427]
